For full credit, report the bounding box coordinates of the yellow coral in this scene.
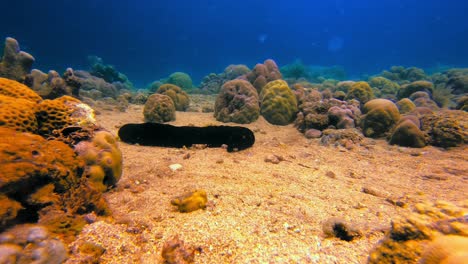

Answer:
[76,130,123,192]
[171,190,208,213]
[345,81,374,104]
[0,77,42,103]
[0,94,38,133]
[157,84,190,111]
[260,80,298,125]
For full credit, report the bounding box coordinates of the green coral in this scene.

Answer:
[396,98,416,114]
[361,99,400,138]
[398,81,434,99]
[156,84,190,111]
[369,76,400,96]
[260,80,298,125]
[345,81,374,105]
[389,116,426,148]
[166,72,193,90]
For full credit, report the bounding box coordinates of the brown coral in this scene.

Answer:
[156,84,190,111]
[143,94,176,123]
[0,38,35,82]
[361,99,401,138]
[214,79,260,124]
[244,59,282,93]
[345,81,374,105]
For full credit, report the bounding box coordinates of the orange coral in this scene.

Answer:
[36,95,96,137]
[0,77,42,103]
[0,94,38,133]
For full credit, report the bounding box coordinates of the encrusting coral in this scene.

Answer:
[260,80,298,125]
[214,79,260,124]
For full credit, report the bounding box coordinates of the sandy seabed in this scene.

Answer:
[67,99,467,264]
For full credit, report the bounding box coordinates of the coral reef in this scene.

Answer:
[157,84,190,111]
[396,98,416,114]
[368,200,468,263]
[260,80,298,125]
[345,81,374,105]
[74,130,123,192]
[214,79,260,124]
[0,37,34,82]
[420,110,468,148]
[398,81,434,99]
[0,127,81,229]
[143,94,176,123]
[0,224,67,263]
[243,59,282,93]
[444,68,468,95]
[0,95,38,133]
[388,115,426,148]
[381,66,428,84]
[171,190,208,213]
[0,77,42,103]
[361,99,401,138]
[74,70,119,99]
[368,76,400,98]
[455,95,468,111]
[88,56,133,89]
[25,69,80,99]
[198,64,250,94]
[295,96,360,133]
[410,91,439,110]
[166,72,193,90]
[36,95,96,137]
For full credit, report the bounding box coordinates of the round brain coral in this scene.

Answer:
[36,95,96,137]
[389,115,426,148]
[345,81,374,105]
[0,94,38,133]
[74,130,122,192]
[361,99,401,138]
[143,94,176,123]
[396,98,416,114]
[214,79,260,124]
[260,80,298,125]
[166,72,193,90]
[156,84,190,111]
[0,77,42,103]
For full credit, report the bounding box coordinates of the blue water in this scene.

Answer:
[1,0,467,87]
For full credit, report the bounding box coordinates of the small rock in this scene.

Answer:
[169,164,183,171]
[304,129,322,139]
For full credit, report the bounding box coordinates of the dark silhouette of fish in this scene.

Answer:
[118,123,255,152]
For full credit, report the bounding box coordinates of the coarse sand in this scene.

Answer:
[67,98,467,264]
